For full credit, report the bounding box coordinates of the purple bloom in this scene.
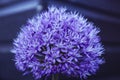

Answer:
[12,7,104,79]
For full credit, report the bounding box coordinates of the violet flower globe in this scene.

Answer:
[12,7,104,79]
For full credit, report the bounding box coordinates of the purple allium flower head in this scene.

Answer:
[12,6,104,79]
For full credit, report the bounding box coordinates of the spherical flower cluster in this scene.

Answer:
[12,7,104,79]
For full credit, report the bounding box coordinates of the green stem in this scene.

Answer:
[52,74,59,80]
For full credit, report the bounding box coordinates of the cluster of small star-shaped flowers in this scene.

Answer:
[12,7,104,79]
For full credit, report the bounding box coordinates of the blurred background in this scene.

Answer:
[0,0,120,80]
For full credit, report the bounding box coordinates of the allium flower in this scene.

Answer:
[12,7,104,79]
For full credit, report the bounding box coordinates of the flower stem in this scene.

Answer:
[52,74,59,80]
